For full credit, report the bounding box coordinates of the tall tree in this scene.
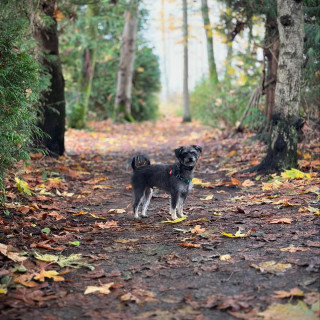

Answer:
[264,12,279,122]
[201,0,219,85]
[114,0,139,122]
[33,0,65,156]
[69,3,99,129]
[182,0,191,122]
[255,0,304,172]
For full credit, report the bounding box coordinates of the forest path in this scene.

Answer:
[1,117,319,320]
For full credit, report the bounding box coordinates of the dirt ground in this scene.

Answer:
[0,117,319,320]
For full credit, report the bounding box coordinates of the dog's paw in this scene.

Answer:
[141,214,148,218]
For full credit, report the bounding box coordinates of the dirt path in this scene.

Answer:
[1,117,319,320]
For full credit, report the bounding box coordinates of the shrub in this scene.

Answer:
[0,2,47,199]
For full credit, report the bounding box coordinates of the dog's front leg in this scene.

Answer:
[177,196,185,218]
[170,194,178,220]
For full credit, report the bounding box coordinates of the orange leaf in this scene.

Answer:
[269,218,292,224]
[178,243,201,248]
[191,225,206,234]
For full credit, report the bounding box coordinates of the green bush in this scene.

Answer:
[191,78,261,129]
[0,2,48,199]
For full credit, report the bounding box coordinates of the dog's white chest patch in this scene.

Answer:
[188,182,193,191]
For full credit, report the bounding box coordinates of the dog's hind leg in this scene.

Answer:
[141,188,153,217]
[133,188,145,219]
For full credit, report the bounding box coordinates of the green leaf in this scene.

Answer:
[41,227,51,234]
[69,241,80,246]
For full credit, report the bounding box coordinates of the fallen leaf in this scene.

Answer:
[108,208,126,214]
[161,216,186,223]
[258,300,318,320]
[34,269,65,282]
[269,218,292,224]
[220,254,231,261]
[280,246,309,253]
[200,195,214,201]
[242,179,255,187]
[0,243,27,262]
[15,177,33,195]
[191,225,206,234]
[84,282,114,295]
[251,261,292,274]
[94,221,119,229]
[178,243,201,248]
[273,288,304,299]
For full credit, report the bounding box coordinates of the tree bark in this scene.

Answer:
[69,3,99,129]
[201,0,219,85]
[264,14,280,122]
[255,0,304,173]
[33,0,65,156]
[114,0,139,122]
[182,0,191,122]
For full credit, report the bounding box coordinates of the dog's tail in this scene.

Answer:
[131,155,151,171]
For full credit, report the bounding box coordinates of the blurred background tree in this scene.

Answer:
[59,0,160,126]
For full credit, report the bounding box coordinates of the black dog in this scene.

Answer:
[131,145,202,219]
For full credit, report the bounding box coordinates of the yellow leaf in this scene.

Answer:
[200,195,213,201]
[0,286,8,294]
[220,254,231,261]
[84,282,114,295]
[192,178,203,185]
[73,211,87,216]
[34,269,64,282]
[281,168,310,180]
[251,261,292,274]
[262,179,283,191]
[15,177,33,195]
[137,67,144,72]
[161,216,186,224]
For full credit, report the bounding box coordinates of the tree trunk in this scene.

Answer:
[182,0,191,122]
[69,3,99,129]
[255,0,304,173]
[34,0,65,156]
[114,0,139,122]
[264,14,280,122]
[161,0,170,102]
[201,0,219,85]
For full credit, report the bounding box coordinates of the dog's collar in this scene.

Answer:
[169,164,192,184]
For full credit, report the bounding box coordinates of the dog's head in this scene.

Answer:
[174,145,202,167]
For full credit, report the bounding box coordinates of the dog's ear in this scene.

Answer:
[192,145,202,155]
[174,146,184,159]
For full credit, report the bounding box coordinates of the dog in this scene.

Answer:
[130,145,202,220]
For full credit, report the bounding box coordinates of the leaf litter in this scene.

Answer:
[0,116,319,319]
